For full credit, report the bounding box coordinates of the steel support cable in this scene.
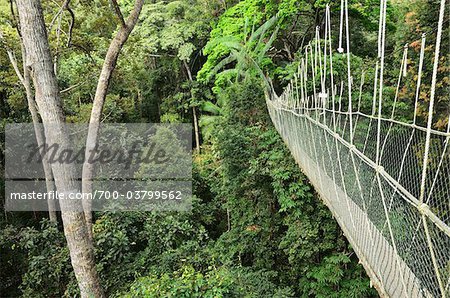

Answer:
[321,9,328,124]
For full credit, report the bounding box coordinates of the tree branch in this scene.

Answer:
[48,0,66,32]
[60,81,84,93]
[110,0,126,28]
[7,50,24,83]
[9,0,21,37]
[0,30,24,84]
[48,0,75,46]
[81,0,144,236]
[65,2,75,46]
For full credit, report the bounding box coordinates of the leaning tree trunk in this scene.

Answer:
[15,0,103,297]
[81,0,144,238]
[0,30,57,221]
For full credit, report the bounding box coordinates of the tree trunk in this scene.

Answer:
[0,30,57,222]
[192,106,200,153]
[23,51,58,222]
[15,0,103,296]
[183,60,200,153]
[81,0,144,238]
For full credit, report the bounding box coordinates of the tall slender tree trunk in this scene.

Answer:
[24,62,58,222]
[81,0,144,238]
[0,30,57,222]
[21,43,58,222]
[192,106,200,153]
[15,0,103,296]
[183,60,200,153]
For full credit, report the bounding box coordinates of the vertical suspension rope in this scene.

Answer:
[374,0,409,295]
[376,0,387,166]
[297,64,302,109]
[310,43,317,112]
[371,0,385,118]
[419,0,446,204]
[322,5,329,124]
[303,58,308,109]
[352,71,365,140]
[419,0,447,296]
[337,82,344,130]
[305,45,308,82]
[413,34,426,125]
[295,65,300,109]
[315,27,321,94]
[338,0,344,53]
[403,44,408,77]
[390,45,408,119]
[357,71,365,113]
[327,5,335,116]
[344,0,354,144]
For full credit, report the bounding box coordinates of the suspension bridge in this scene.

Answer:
[266,0,450,297]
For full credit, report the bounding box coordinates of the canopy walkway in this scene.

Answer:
[266,1,450,297]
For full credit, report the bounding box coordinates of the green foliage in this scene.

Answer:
[91,199,213,295]
[124,265,295,297]
[133,0,214,61]
[124,265,236,297]
[1,0,427,297]
[203,16,279,93]
[197,0,279,82]
[0,220,74,297]
[195,77,376,296]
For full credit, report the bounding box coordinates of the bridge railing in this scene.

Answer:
[266,1,450,296]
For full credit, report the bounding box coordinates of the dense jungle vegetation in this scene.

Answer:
[0,0,448,297]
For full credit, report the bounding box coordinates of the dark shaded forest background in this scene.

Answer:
[0,0,448,296]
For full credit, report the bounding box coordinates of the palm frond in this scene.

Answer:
[248,15,277,45]
[260,26,279,59]
[201,101,222,114]
[210,54,237,77]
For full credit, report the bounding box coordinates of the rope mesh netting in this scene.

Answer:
[266,1,450,297]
